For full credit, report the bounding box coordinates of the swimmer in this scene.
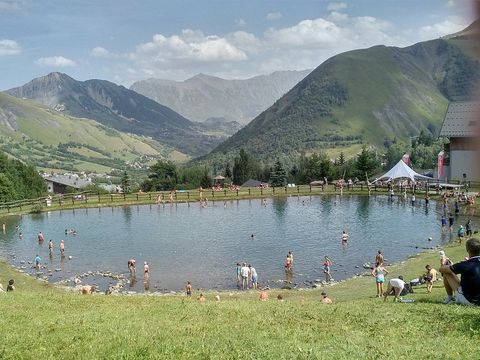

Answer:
[251,234,254,240]
[284,255,292,271]
[341,231,349,242]
[19,232,23,239]
[38,231,44,242]
[143,261,150,280]
[59,240,65,257]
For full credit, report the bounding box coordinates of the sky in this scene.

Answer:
[0,0,475,90]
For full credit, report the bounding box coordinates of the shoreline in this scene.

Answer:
[1,241,447,297]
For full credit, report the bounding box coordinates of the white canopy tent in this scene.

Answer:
[373,160,433,184]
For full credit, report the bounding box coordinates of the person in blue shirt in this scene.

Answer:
[35,254,41,271]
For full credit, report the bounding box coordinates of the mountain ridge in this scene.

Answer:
[6,73,221,156]
[130,70,311,124]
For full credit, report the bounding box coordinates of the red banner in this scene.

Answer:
[438,151,445,178]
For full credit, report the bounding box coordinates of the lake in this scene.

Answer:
[0,195,474,293]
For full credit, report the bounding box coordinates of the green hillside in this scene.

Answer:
[6,73,223,156]
[0,92,188,173]
[204,26,479,164]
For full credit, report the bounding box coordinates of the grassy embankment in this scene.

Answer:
[0,241,479,359]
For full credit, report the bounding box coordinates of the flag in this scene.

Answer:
[438,151,445,178]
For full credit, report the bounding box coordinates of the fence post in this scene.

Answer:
[212,190,214,198]
[249,188,251,196]
[310,184,312,193]
[261,188,263,195]
[297,186,300,194]
[236,189,239,196]
[7,205,9,213]
[285,186,287,194]
[110,194,113,202]
[72,197,75,205]
[187,192,190,199]
[273,187,275,194]
[149,193,152,201]
[123,193,126,200]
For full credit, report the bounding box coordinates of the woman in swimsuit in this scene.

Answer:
[323,256,332,282]
[371,262,389,297]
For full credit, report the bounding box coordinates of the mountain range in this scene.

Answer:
[203,21,480,163]
[6,73,221,156]
[130,70,311,124]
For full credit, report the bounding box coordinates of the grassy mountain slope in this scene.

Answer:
[6,73,221,156]
[204,27,479,163]
[0,92,187,173]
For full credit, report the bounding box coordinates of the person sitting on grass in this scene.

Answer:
[321,292,332,304]
[6,279,15,291]
[259,291,269,301]
[439,238,480,306]
[383,276,405,302]
[421,265,438,293]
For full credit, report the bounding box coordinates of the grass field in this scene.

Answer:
[0,231,479,359]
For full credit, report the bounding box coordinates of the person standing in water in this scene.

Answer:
[287,251,294,266]
[128,258,136,277]
[375,250,384,266]
[48,240,54,256]
[323,256,333,282]
[59,240,65,257]
[341,231,349,243]
[35,254,41,271]
[38,231,44,242]
[143,261,150,280]
[186,281,192,296]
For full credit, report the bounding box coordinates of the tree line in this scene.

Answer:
[0,152,46,202]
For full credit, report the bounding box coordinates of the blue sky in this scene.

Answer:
[0,0,474,89]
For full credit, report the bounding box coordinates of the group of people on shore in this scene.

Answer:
[236,262,258,290]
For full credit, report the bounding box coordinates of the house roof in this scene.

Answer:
[44,174,91,189]
[439,102,479,138]
[241,179,267,187]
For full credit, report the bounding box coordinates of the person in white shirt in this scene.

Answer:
[240,263,250,290]
[383,276,405,302]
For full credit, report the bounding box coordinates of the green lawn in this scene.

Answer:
[0,240,478,359]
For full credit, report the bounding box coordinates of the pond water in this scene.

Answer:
[0,195,475,293]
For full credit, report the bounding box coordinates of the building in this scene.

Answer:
[438,102,479,182]
[44,174,92,194]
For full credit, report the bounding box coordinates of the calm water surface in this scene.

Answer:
[0,195,474,292]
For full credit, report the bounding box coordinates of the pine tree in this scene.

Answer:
[269,160,287,187]
[121,170,131,194]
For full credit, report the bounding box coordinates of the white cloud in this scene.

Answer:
[0,39,21,56]
[328,11,348,23]
[130,29,248,64]
[235,18,246,26]
[446,0,455,7]
[90,46,116,58]
[228,31,263,54]
[265,18,344,48]
[266,12,283,20]
[327,2,347,12]
[35,56,76,67]
[418,16,468,39]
